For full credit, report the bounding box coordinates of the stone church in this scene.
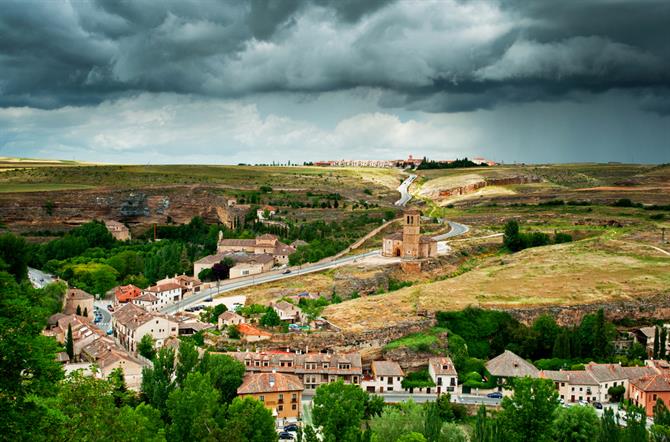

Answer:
[382,209,437,259]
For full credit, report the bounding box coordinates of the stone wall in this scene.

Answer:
[438,175,542,198]
[502,294,670,326]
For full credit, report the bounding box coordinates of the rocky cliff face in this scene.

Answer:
[0,185,245,234]
[503,294,670,326]
[438,175,542,198]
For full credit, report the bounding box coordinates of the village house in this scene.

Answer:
[45,314,103,360]
[193,252,275,279]
[80,335,148,390]
[541,370,600,403]
[584,362,658,402]
[63,288,95,319]
[112,302,178,354]
[382,209,437,260]
[229,351,363,391]
[218,311,245,329]
[237,371,304,420]
[256,205,277,221]
[271,300,303,323]
[132,292,161,312]
[115,284,142,304]
[217,233,296,265]
[104,220,131,241]
[486,350,539,390]
[630,374,670,416]
[142,282,182,308]
[429,357,459,396]
[156,274,202,297]
[362,360,404,393]
[237,323,272,343]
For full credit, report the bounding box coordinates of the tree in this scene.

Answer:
[397,433,426,442]
[369,399,425,442]
[623,405,648,442]
[661,327,667,360]
[473,405,500,442]
[313,380,368,442]
[552,405,600,441]
[175,339,200,388]
[0,233,30,281]
[655,327,661,359]
[141,346,176,418]
[209,303,227,324]
[166,371,221,442]
[597,408,621,442]
[198,352,246,404]
[608,385,625,403]
[498,377,559,442]
[76,304,82,316]
[66,323,74,361]
[260,306,281,327]
[503,220,524,252]
[651,399,670,442]
[553,329,572,359]
[532,315,560,359]
[302,425,320,442]
[83,307,88,317]
[222,396,278,442]
[592,309,609,360]
[108,367,135,408]
[438,423,468,442]
[137,334,155,360]
[227,324,241,339]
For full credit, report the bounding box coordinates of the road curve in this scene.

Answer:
[432,221,469,241]
[394,174,417,206]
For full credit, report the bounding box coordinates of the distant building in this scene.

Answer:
[218,311,245,329]
[115,284,142,304]
[486,350,539,389]
[131,292,161,312]
[104,220,131,241]
[194,252,275,279]
[429,357,458,395]
[63,288,95,319]
[271,300,303,323]
[80,335,148,390]
[382,209,437,260]
[237,371,304,419]
[142,282,182,308]
[228,351,362,391]
[257,205,277,221]
[156,274,202,297]
[237,323,272,343]
[630,374,670,416]
[217,233,296,265]
[112,302,178,354]
[362,361,404,393]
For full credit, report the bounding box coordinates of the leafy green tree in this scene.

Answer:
[166,371,221,442]
[623,405,648,442]
[553,329,572,359]
[608,385,625,402]
[141,346,176,418]
[628,342,647,362]
[597,408,621,442]
[498,377,559,442]
[66,323,74,360]
[313,380,368,442]
[473,405,500,442]
[0,233,30,281]
[198,352,246,404]
[176,339,200,388]
[364,394,385,419]
[108,367,136,408]
[302,425,320,442]
[227,324,241,339]
[397,433,426,442]
[423,402,443,442]
[533,315,560,359]
[592,309,609,360]
[438,423,468,442]
[503,220,523,252]
[260,306,281,327]
[222,396,278,441]
[209,303,228,323]
[369,400,425,442]
[551,405,600,441]
[137,334,155,360]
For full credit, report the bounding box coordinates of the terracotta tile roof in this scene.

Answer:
[237,372,303,395]
[541,370,569,382]
[146,282,182,292]
[116,284,142,302]
[429,357,458,376]
[272,300,302,314]
[565,370,599,386]
[219,239,257,247]
[227,351,363,375]
[67,288,94,300]
[273,243,296,255]
[113,302,170,330]
[257,234,278,241]
[372,360,404,377]
[631,374,670,392]
[219,311,244,322]
[486,350,539,378]
[585,362,659,382]
[237,323,272,337]
[135,292,158,303]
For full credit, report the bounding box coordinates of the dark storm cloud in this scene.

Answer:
[0,0,668,113]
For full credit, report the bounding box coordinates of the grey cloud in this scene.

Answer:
[0,0,668,114]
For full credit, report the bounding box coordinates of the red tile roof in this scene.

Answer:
[238,323,272,337]
[237,372,303,394]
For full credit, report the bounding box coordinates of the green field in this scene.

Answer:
[0,183,97,193]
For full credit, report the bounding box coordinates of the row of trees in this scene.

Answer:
[503,220,573,252]
[416,157,486,170]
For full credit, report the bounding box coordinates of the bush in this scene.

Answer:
[554,232,573,244]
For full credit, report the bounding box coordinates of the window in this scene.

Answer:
[437,378,443,386]
[387,377,393,385]
[278,405,283,412]
[323,363,329,369]
[278,393,283,400]
[291,393,297,400]
[292,404,297,410]
[259,395,264,402]
[654,394,658,401]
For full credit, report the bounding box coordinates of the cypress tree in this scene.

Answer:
[654,326,660,359]
[76,304,82,316]
[660,327,667,360]
[593,308,608,359]
[83,307,88,317]
[553,329,572,359]
[66,323,74,361]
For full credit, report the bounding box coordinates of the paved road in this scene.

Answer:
[395,174,417,206]
[302,391,500,406]
[433,221,470,241]
[94,301,112,333]
[28,267,55,288]
[160,250,380,314]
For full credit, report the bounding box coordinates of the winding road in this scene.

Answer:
[395,174,417,206]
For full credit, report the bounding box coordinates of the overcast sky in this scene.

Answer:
[0,0,668,164]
